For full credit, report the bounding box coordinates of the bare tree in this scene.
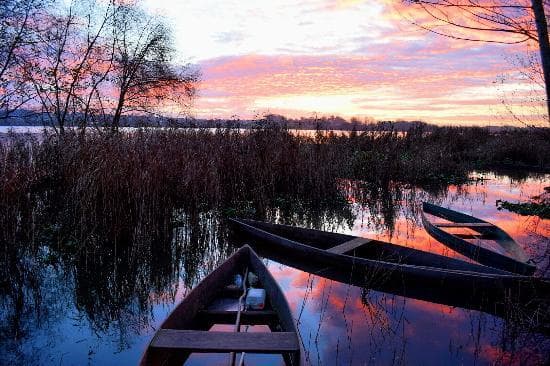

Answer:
[14,0,198,133]
[20,0,114,133]
[109,2,199,131]
[403,0,550,123]
[0,0,48,119]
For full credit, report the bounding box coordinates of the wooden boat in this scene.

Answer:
[421,202,536,275]
[229,218,546,294]
[139,245,302,366]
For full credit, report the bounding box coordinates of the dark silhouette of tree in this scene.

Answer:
[15,0,198,133]
[403,0,550,123]
[109,2,199,131]
[20,0,115,133]
[0,0,48,119]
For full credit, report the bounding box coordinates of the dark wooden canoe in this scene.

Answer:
[139,245,302,366]
[229,218,546,293]
[422,202,536,275]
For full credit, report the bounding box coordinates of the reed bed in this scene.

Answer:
[1,124,548,249]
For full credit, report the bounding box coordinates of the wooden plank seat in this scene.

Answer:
[434,222,494,228]
[150,330,299,353]
[197,310,278,325]
[327,237,372,254]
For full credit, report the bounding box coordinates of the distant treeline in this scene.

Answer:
[0,110,539,133]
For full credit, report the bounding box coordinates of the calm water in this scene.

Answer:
[1,172,549,365]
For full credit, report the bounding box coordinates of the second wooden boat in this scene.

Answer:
[421,202,536,275]
[139,245,302,366]
[230,219,550,330]
[230,218,545,294]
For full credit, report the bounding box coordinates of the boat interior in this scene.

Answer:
[143,249,300,366]
[420,202,539,276]
[422,211,509,255]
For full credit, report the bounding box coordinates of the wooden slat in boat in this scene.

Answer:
[454,233,491,240]
[139,245,302,366]
[150,330,299,353]
[327,237,372,254]
[422,202,536,276]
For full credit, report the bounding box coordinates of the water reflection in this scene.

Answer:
[263,261,549,365]
[0,172,548,365]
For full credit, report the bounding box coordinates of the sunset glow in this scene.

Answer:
[145,0,545,125]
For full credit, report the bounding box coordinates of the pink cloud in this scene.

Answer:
[189,0,544,125]
[195,48,522,124]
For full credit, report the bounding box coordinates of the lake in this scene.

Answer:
[1,171,548,365]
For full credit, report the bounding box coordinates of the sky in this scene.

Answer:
[143,0,545,126]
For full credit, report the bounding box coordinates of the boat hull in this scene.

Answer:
[230,218,547,300]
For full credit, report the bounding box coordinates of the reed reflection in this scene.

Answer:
[262,261,550,365]
[0,202,231,362]
[0,214,224,364]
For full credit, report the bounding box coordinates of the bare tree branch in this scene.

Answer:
[403,0,550,123]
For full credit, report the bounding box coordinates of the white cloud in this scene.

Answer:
[143,0,393,61]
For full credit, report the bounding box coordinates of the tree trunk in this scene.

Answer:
[112,88,126,132]
[532,0,550,123]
